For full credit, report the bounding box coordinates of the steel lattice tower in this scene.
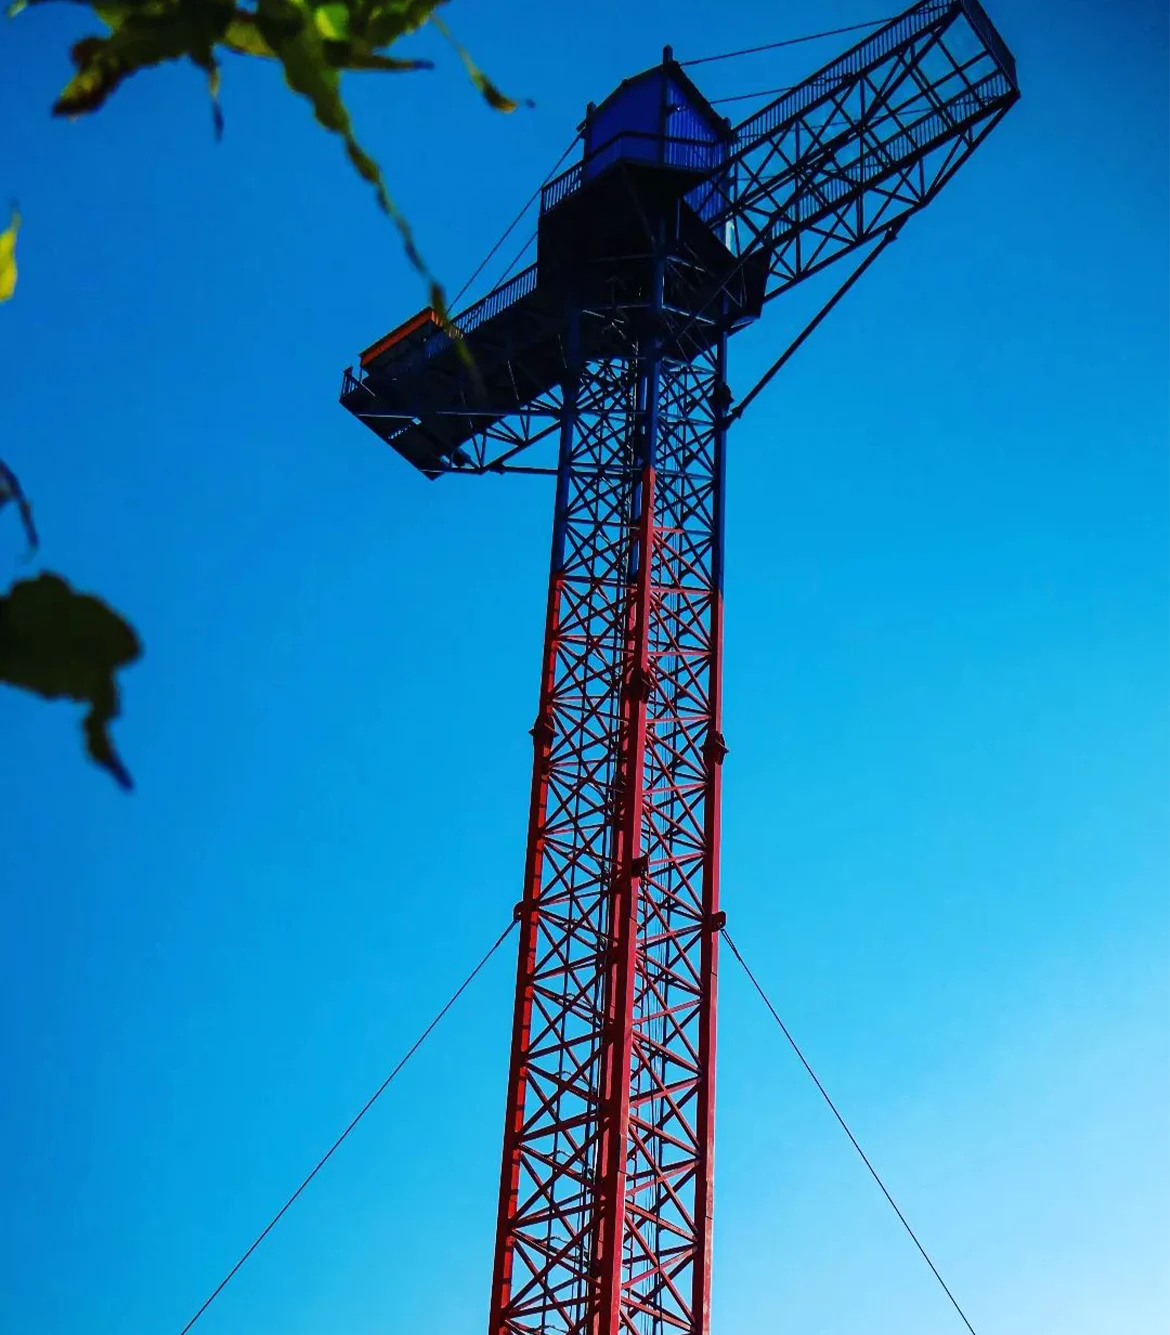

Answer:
[340,4,1019,1331]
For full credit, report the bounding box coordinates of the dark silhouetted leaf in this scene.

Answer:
[0,458,39,556]
[0,573,141,788]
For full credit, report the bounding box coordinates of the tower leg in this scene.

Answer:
[489,294,728,1335]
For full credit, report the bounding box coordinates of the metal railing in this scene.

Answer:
[751,63,1010,242]
[735,0,952,147]
[344,263,541,390]
[541,131,726,213]
[455,263,539,338]
[542,163,584,212]
[733,1,1016,154]
[959,0,1018,86]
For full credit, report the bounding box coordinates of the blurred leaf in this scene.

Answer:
[361,0,440,46]
[251,0,433,276]
[220,12,275,56]
[53,5,231,119]
[312,1,347,39]
[431,14,523,111]
[0,206,18,302]
[0,458,39,556]
[0,573,141,789]
[11,0,519,293]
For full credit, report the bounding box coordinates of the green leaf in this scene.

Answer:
[361,0,444,46]
[312,1,348,40]
[222,12,278,57]
[0,206,18,303]
[322,46,431,72]
[0,458,39,556]
[431,14,523,112]
[0,572,141,789]
[16,0,504,291]
[53,5,233,118]
[254,0,430,272]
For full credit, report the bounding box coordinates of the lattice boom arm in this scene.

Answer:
[696,0,1019,301]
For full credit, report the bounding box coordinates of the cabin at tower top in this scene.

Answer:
[342,49,760,478]
[356,49,735,371]
[536,48,735,272]
[581,48,730,200]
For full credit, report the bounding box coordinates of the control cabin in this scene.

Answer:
[340,51,761,479]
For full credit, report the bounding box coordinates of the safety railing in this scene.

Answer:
[542,163,583,212]
[959,0,1018,86]
[344,263,541,392]
[735,0,952,147]
[768,67,1011,225]
[455,263,539,338]
[541,132,727,213]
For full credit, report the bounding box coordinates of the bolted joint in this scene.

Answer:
[705,730,729,765]
[626,665,654,703]
[513,900,526,923]
[529,712,556,748]
[711,910,727,933]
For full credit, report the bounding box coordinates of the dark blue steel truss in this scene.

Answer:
[340,0,1017,481]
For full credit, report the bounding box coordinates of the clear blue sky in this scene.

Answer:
[1,1,1166,1332]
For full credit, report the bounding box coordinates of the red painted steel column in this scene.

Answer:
[488,569,563,1327]
[592,463,657,1333]
[486,313,724,1335]
[690,346,730,1330]
[487,335,584,1333]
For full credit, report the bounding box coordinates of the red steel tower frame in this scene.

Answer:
[489,299,730,1334]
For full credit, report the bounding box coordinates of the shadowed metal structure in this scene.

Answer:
[339,4,1018,1331]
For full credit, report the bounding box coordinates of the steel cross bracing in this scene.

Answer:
[694,0,1017,302]
[489,275,729,1335]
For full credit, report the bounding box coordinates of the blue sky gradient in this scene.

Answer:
[1,1,1167,1332]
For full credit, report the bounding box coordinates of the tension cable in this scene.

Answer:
[175,918,517,1335]
[682,17,895,68]
[451,135,582,309]
[711,85,795,106]
[728,223,902,427]
[724,930,982,1335]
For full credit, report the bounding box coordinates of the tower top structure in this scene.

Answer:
[342,0,1018,486]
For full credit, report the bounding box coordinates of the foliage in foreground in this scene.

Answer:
[9,0,521,299]
[0,463,141,789]
[0,208,17,302]
[2,1,515,787]
[3,217,140,789]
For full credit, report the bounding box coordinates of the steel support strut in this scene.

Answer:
[489,279,729,1333]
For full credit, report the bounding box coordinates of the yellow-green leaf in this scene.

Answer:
[0,207,19,303]
[432,14,521,112]
[363,0,442,46]
[313,2,348,40]
[19,0,502,295]
[222,14,278,58]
